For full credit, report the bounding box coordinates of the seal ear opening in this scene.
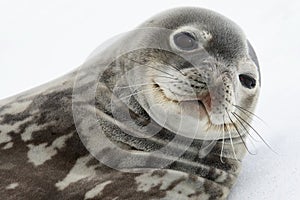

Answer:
[247,40,261,86]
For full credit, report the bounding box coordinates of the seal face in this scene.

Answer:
[110,7,261,140]
[0,7,261,200]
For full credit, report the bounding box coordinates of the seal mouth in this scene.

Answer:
[179,99,209,116]
[177,99,237,132]
[152,81,238,133]
[152,82,210,118]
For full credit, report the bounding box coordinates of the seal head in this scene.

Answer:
[105,7,261,140]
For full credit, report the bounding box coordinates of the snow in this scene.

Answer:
[0,0,300,199]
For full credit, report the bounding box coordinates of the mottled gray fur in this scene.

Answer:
[0,7,260,200]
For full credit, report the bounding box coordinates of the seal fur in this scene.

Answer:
[0,7,260,200]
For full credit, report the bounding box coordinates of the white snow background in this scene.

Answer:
[0,1,299,199]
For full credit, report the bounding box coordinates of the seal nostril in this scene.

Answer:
[153,83,160,88]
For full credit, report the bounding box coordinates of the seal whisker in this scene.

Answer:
[232,112,258,154]
[224,115,238,161]
[234,104,267,125]
[226,110,256,155]
[156,44,187,77]
[130,74,179,81]
[126,57,177,78]
[231,112,259,142]
[115,81,179,89]
[118,88,157,100]
[220,116,226,163]
[147,75,179,80]
[161,59,186,77]
[233,112,276,153]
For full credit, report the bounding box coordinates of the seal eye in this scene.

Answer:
[239,74,256,89]
[173,32,197,50]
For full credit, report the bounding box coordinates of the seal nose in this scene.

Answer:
[205,72,236,125]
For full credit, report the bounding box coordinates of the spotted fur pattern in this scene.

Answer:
[0,7,258,200]
[0,66,246,200]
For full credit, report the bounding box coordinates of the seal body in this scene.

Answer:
[0,7,260,200]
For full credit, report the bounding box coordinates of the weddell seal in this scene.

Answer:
[0,7,261,200]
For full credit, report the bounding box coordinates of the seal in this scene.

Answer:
[0,7,260,200]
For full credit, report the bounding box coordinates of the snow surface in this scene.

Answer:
[1,1,299,199]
